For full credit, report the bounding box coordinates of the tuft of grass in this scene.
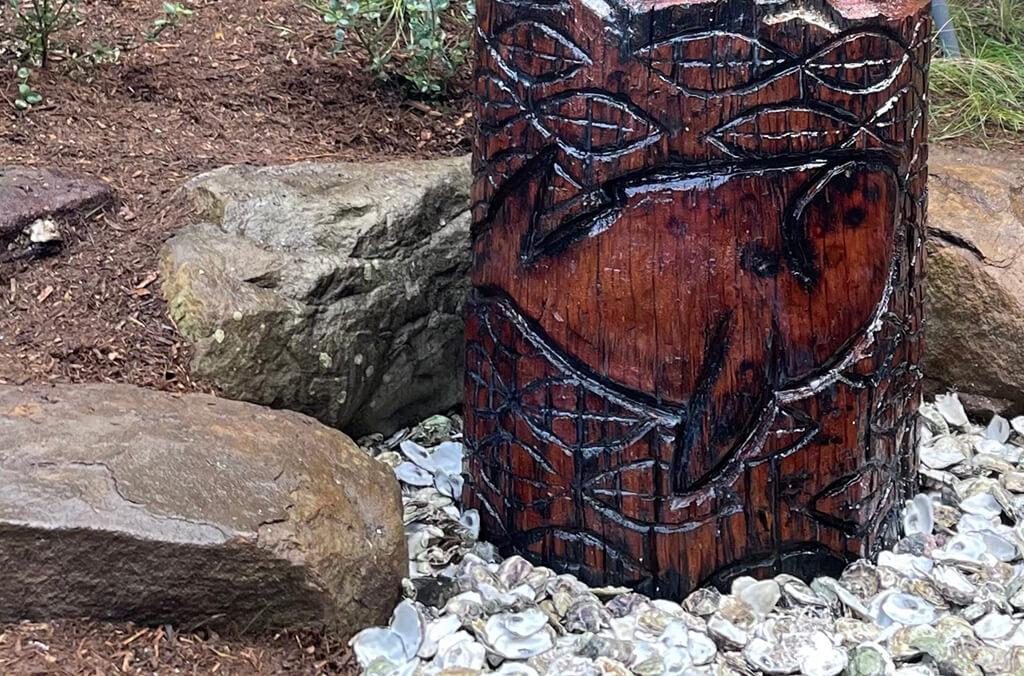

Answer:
[951,0,1024,44]
[930,0,1024,142]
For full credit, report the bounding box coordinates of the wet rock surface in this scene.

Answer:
[0,384,405,638]
[160,156,471,436]
[353,395,1024,675]
[0,166,114,242]
[925,146,1024,408]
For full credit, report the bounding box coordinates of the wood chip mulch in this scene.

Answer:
[0,0,472,671]
[0,621,356,675]
[0,0,473,392]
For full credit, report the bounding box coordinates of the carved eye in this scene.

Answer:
[636,32,790,93]
[808,463,888,534]
[804,31,910,94]
[708,106,859,157]
[476,72,525,128]
[584,460,664,499]
[492,21,591,83]
[518,377,661,455]
[535,92,661,154]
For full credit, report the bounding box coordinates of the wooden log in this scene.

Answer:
[463,0,930,598]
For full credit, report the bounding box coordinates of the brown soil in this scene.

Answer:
[0,621,355,675]
[0,0,472,391]
[1,0,470,671]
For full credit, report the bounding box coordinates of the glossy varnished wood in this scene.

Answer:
[464,0,930,598]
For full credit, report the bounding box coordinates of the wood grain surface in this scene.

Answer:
[463,0,930,598]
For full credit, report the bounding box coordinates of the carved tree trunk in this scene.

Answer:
[463,0,930,598]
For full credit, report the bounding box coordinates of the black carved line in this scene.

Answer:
[488,19,592,85]
[633,30,799,97]
[508,526,646,574]
[803,462,891,536]
[781,158,899,291]
[531,88,666,157]
[672,311,732,493]
[705,101,867,159]
[698,543,848,591]
[471,289,685,421]
[520,149,897,266]
[473,146,557,239]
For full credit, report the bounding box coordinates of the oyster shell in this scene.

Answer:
[482,610,555,659]
[352,400,1024,676]
[877,591,937,626]
[935,393,969,427]
[902,494,934,536]
[436,631,487,670]
[974,612,1017,641]
[684,588,722,616]
[733,578,781,619]
[351,627,409,670]
[987,415,1012,444]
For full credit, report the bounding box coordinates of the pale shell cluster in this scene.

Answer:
[355,396,1024,675]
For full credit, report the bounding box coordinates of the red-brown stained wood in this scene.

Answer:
[464,0,930,598]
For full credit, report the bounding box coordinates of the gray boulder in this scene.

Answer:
[925,145,1024,409]
[0,384,406,637]
[161,157,470,435]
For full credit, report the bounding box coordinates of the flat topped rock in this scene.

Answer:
[0,166,114,239]
[0,384,406,637]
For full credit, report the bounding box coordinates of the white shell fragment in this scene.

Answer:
[920,435,969,469]
[350,627,408,669]
[353,396,1024,675]
[959,491,1003,518]
[879,592,936,626]
[389,599,424,659]
[394,462,434,487]
[902,494,934,536]
[987,414,1012,443]
[935,392,969,427]
[437,631,487,670]
[974,612,1016,641]
[27,218,62,244]
[736,578,781,618]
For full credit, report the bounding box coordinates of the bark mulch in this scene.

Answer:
[0,621,355,675]
[0,0,472,391]
[1,0,471,671]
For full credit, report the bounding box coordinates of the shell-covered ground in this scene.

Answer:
[353,394,1024,676]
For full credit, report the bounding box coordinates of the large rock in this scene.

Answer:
[0,166,114,242]
[0,384,405,637]
[161,157,470,435]
[925,146,1024,409]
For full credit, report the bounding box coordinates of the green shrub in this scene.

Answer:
[309,0,473,96]
[147,2,193,41]
[13,64,41,108]
[0,0,80,67]
[2,1,194,113]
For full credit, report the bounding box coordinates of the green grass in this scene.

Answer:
[930,0,1024,142]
